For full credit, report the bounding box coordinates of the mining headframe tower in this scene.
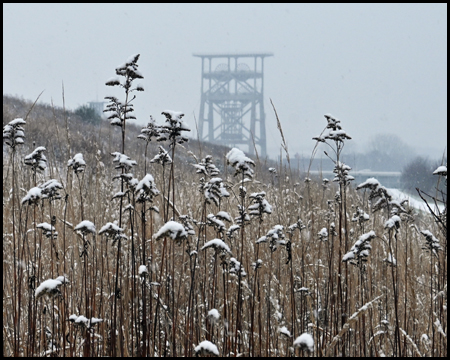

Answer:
[193,52,273,157]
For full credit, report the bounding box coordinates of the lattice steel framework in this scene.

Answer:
[194,53,273,157]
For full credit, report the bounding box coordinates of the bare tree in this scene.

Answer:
[401,156,436,193]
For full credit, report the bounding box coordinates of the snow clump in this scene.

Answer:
[279,326,291,337]
[111,152,137,172]
[207,308,220,323]
[226,147,255,178]
[420,230,441,254]
[67,153,86,173]
[433,165,447,178]
[201,239,231,254]
[154,220,188,244]
[35,277,67,299]
[343,230,376,265]
[139,265,148,276]
[293,332,314,352]
[74,220,96,235]
[3,118,26,149]
[24,146,47,172]
[194,340,219,356]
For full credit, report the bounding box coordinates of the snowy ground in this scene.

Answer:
[388,188,445,213]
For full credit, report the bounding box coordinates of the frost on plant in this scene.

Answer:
[178,215,196,237]
[201,238,231,254]
[420,230,441,254]
[135,174,160,203]
[138,265,148,277]
[234,204,251,226]
[202,177,229,206]
[69,314,103,329]
[279,326,291,337]
[154,220,188,244]
[3,118,26,149]
[287,218,306,235]
[193,155,220,177]
[351,206,370,226]
[68,153,86,173]
[357,177,407,214]
[206,214,226,234]
[74,220,96,236]
[37,222,57,239]
[99,222,126,245]
[229,257,246,277]
[150,145,172,165]
[251,259,263,270]
[226,147,255,178]
[263,224,286,252]
[342,230,376,265]
[24,146,47,172]
[312,114,353,186]
[115,54,144,83]
[293,332,314,352]
[318,227,328,241]
[216,211,232,223]
[433,164,447,178]
[194,340,219,356]
[39,179,63,202]
[384,215,401,230]
[226,224,240,239]
[137,115,160,142]
[332,161,354,184]
[157,110,190,145]
[356,177,380,191]
[248,191,272,220]
[104,96,124,127]
[112,173,138,194]
[104,54,143,127]
[55,275,69,284]
[207,308,220,323]
[21,187,42,206]
[111,152,137,172]
[35,278,67,299]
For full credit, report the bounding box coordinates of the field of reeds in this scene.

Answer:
[3,54,447,357]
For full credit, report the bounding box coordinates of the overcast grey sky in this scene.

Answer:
[3,3,447,160]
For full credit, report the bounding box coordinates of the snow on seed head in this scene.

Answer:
[207,309,220,323]
[293,333,314,352]
[201,238,231,254]
[111,152,137,172]
[3,118,26,149]
[74,220,96,235]
[35,278,65,299]
[194,340,219,356]
[226,148,255,178]
[24,146,47,172]
[21,187,42,206]
[68,153,86,174]
[154,221,188,244]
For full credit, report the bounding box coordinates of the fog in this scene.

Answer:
[3,3,447,160]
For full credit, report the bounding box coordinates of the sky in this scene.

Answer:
[3,3,447,160]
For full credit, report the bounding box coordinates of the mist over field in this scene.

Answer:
[3,3,447,160]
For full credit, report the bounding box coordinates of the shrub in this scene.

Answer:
[74,105,102,125]
[401,156,435,193]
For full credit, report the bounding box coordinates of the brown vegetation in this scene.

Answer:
[3,80,446,357]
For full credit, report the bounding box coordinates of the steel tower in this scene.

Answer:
[193,53,273,157]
